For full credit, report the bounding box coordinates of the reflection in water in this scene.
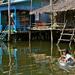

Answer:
[0,46,2,65]
[0,41,75,75]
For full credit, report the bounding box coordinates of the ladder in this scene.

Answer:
[57,22,75,46]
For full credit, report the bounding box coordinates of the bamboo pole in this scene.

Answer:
[50,0,53,62]
[29,0,32,53]
[29,2,32,75]
[8,0,11,41]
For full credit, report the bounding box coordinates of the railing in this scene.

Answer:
[11,22,75,32]
[31,22,64,30]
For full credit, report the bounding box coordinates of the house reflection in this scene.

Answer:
[0,46,2,65]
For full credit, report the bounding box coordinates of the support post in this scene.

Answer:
[29,30,31,53]
[29,0,32,53]
[8,0,11,41]
[14,8,17,31]
[50,0,53,59]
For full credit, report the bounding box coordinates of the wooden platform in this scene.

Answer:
[31,26,75,31]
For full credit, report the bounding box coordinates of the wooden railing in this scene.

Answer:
[31,22,64,27]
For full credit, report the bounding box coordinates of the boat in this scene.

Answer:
[58,60,75,72]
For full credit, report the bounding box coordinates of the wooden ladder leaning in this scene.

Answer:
[57,22,75,47]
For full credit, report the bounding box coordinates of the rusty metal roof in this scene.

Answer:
[30,0,75,14]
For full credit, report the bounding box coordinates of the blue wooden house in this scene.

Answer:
[0,0,33,32]
[0,0,50,33]
[0,0,50,41]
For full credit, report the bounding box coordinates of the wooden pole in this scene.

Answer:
[50,0,53,60]
[8,0,11,41]
[29,30,31,53]
[30,0,32,27]
[29,0,32,53]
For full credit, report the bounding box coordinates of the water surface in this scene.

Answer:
[0,41,75,75]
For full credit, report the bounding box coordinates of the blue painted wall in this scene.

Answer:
[0,0,49,32]
[2,0,30,3]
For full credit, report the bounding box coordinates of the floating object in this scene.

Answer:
[58,60,66,66]
[58,60,75,72]
[31,53,51,64]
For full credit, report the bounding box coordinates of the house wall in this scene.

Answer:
[0,0,50,32]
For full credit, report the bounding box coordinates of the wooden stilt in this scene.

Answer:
[8,0,11,41]
[50,0,53,62]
